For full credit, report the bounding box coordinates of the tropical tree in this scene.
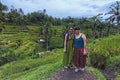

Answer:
[0,2,8,12]
[0,2,8,33]
[105,1,120,25]
[43,22,51,51]
[0,2,8,21]
[6,5,20,24]
[88,14,103,38]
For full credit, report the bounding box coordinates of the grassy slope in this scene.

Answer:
[0,48,105,80]
[0,25,107,80]
[0,49,63,80]
[88,34,120,80]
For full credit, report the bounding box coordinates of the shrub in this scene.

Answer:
[89,34,120,69]
[49,36,63,50]
[0,32,44,65]
[0,49,63,80]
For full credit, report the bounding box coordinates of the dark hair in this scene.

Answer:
[68,26,74,30]
[74,26,80,30]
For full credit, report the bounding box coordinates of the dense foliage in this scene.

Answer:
[0,49,63,80]
[89,34,120,69]
[0,1,120,80]
[0,49,105,80]
[0,32,44,65]
[0,1,120,36]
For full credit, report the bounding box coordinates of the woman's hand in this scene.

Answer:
[83,49,87,55]
[64,48,66,53]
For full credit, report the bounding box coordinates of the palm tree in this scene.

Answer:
[0,2,8,21]
[0,2,8,12]
[41,22,51,51]
[88,14,103,38]
[105,1,120,25]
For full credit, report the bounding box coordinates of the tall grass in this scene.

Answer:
[0,32,44,65]
[89,34,120,68]
[87,67,106,80]
[0,49,63,80]
[0,48,106,80]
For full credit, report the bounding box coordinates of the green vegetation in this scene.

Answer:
[89,34,120,68]
[89,34,120,79]
[87,67,106,80]
[0,1,120,80]
[0,49,105,80]
[107,56,120,67]
[116,74,120,80]
[0,32,43,65]
[0,49,63,80]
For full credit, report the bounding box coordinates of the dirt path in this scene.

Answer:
[47,68,98,80]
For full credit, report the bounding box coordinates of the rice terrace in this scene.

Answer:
[0,0,120,80]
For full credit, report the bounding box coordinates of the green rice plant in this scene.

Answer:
[26,25,40,33]
[13,61,62,80]
[0,48,106,80]
[116,74,120,80]
[107,56,120,67]
[89,34,120,68]
[0,49,63,79]
[49,37,63,49]
[0,32,44,65]
[87,67,106,80]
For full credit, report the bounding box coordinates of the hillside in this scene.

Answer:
[0,1,120,79]
[0,48,106,80]
[0,23,120,80]
[89,34,120,80]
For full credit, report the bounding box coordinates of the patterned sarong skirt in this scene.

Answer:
[73,48,87,68]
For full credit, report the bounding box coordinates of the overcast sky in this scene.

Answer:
[1,0,118,18]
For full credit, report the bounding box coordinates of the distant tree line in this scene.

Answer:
[0,1,120,38]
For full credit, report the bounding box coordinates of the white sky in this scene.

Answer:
[1,0,118,18]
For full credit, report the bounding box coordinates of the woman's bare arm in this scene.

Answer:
[82,34,87,55]
[64,33,68,52]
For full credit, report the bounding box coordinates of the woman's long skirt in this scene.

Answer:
[73,48,86,68]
